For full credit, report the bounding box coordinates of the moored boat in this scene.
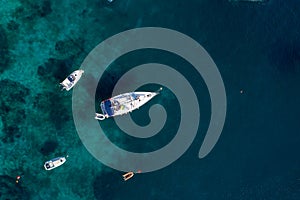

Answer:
[60,70,84,91]
[95,88,162,120]
[44,156,67,170]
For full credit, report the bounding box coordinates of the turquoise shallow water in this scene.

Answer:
[1,0,300,199]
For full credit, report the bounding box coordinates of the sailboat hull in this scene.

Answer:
[95,89,161,120]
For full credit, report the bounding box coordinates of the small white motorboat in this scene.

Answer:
[60,70,84,91]
[95,88,162,120]
[44,156,67,170]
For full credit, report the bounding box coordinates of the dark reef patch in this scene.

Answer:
[33,91,70,130]
[38,58,75,82]
[40,140,58,156]
[0,26,10,73]
[0,80,29,143]
[39,0,52,17]
[35,58,74,130]
[0,80,29,103]
[54,38,84,59]
[0,175,30,200]
[14,0,52,20]
[7,20,20,31]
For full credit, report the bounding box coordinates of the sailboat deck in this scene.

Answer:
[100,92,157,117]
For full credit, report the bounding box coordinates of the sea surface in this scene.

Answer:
[1,0,300,199]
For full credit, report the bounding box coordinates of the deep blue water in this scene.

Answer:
[0,0,300,199]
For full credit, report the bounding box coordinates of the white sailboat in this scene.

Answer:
[95,88,162,120]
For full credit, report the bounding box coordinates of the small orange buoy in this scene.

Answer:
[136,170,142,173]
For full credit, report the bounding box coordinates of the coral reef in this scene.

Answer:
[54,38,85,60]
[38,58,75,82]
[0,175,30,200]
[0,27,9,73]
[40,140,59,156]
[0,79,29,143]
[14,0,52,21]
